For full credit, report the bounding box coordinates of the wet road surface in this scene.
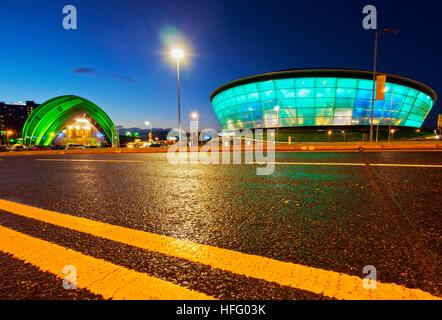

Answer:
[0,151,440,299]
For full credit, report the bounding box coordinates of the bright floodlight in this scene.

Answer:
[172,48,184,60]
[191,112,198,120]
[145,121,150,126]
[274,105,280,111]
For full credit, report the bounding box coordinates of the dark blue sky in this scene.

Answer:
[0,0,440,129]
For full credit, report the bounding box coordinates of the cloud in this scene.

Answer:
[74,68,134,82]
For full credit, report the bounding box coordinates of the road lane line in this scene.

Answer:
[253,162,366,166]
[278,150,442,153]
[0,225,213,300]
[35,159,144,163]
[0,199,439,300]
[370,163,442,168]
[253,162,442,168]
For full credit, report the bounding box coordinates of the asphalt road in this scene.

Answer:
[0,151,440,300]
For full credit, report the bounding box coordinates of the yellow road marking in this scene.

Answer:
[253,162,442,168]
[0,225,213,300]
[0,200,439,300]
[370,163,442,168]
[35,159,144,163]
[254,162,365,166]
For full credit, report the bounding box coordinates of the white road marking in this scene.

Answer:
[35,159,143,163]
[253,162,442,168]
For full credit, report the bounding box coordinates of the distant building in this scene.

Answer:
[438,114,442,130]
[0,101,39,134]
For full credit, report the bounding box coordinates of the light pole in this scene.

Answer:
[376,122,379,142]
[6,130,13,146]
[328,130,332,143]
[386,88,394,141]
[274,105,280,142]
[172,48,184,144]
[191,112,198,146]
[145,121,152,141]
[369,28,399,143]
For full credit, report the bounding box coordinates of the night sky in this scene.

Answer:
[0,0,440,129]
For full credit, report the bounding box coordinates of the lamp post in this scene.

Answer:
[172,48,184,144]
[328,130,332,143]
[191,112,199,146]
[145,121,152,141]
[388,88,394,141]
[369,28,399,143]
[376,122,379,142]
[6,130,13,146]
[274,105,280,142]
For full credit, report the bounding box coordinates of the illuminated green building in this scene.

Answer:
[210,69,437,131]
[22,95,119,146]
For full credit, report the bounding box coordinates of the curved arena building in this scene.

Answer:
[210,69,437,131]
[22,95,119,146]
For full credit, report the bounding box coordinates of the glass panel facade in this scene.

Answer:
[212,76,435,129]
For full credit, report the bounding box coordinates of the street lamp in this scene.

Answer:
[190,112,199,147]
[191,112,198,120]
[328,130,332,142]
[274,105,280,142]
[369,28,399,143]
[145,121,152,141]
[372,119,380,142]
[172,48,184,144]
[6,130,13,146]
[385,87,395,141]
